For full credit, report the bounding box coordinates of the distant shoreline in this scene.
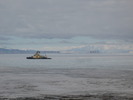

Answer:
[0,48,60,54]
[0,93,133,100]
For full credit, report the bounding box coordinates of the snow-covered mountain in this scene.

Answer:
[62,44,132,54]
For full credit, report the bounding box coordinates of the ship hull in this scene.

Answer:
[26,57,51,59]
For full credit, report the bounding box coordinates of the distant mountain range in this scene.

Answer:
[1,44,133,54]
[0,48,60,54]
[62,44,132,54]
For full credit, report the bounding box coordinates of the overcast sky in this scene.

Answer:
[0,0,133,50]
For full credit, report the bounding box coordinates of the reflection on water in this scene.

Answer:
[0,54,133,70]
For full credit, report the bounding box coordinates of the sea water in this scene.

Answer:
[0,54,133,70]
[0,54,133,99]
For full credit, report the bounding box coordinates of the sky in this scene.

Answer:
[0,0,133,51]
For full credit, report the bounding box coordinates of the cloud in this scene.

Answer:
[0,0,133,42]
[0,36,11,41]
[59,40,72,44]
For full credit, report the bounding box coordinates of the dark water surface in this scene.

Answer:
[0,54,133,70]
